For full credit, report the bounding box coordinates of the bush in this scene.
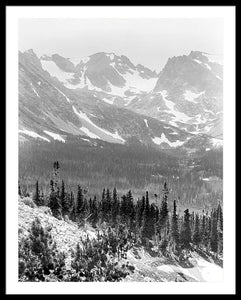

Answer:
[70,226,135,281]
[21,197,36,208]
[18,217,66,281]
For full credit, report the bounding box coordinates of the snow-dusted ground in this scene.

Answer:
[18,198,96,270]
[157,253,223,282]
[72,106,125,143]
[19,129,50,142]
[160,90,192,123]
[43,130,65,143]
[125,247,223,282]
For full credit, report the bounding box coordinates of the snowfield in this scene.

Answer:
[108,62,158,95]
[41,60,75,83]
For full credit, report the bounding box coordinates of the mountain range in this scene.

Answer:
[19,49,223,151]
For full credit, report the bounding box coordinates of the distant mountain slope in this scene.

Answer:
[19,49,222,150]
[19,49,200,150]
[126,51,223,138]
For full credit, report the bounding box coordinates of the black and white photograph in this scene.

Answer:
[6,5,236,295]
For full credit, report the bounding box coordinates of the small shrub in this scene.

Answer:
[21,197,36,208]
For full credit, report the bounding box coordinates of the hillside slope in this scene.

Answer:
[18,197,223,282]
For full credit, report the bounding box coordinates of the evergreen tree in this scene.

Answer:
[136,196,145,229]
[69,192,76,221]
[50,179,54,193]
[101,188,106,222]
[193,214,201,246]
[217,203,223,252]
[18,181,22,197]
[120,195,128,224]
[201,213,209,248]
[53,161,60,191]
[91,195,98,227]
[60,180,69,216]
[111,187,119,224]
[76,185,84,217]
[33,180,42,206]
[159,182,169,239]
[171,200,179,248]
[106,188,112,220]
[49,179,62,219]
[126,190,135,230]
[180,209,192,248]
[210,210,218,252]
[141,191,154,240]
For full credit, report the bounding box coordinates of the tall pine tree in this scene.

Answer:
[180,209,192,249]
[171,200,179,250]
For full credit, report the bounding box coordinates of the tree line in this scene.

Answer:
[19,161,223,255]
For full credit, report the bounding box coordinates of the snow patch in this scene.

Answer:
[102,97,114,105]
[37,81,41,86]
[81,56,90,64]
[43,130,65,143]
[72,106,125,143]
[211,138,223,148]
[204,63,212,70]
[204,109,215,115]
[108,64,158,95]
[184,90,205,103]
[80,127,100,139]
[216,75,222,80]
[19,129,50,142]
[54,87,71,103]
[106,53,114,61]
[152,133,185,148]
[202,178,210,181]
[193,59,202,64]
[122,69,158,92]
[144,119,149,127]
[203,53,223,65]
[124,96,137,106]
[30,83,40,98]
[157,254,223,282]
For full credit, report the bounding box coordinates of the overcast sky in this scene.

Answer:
[19,18,223,72]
